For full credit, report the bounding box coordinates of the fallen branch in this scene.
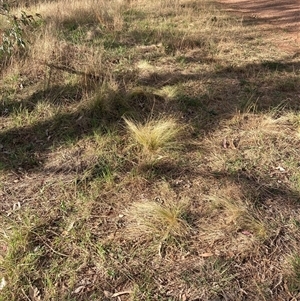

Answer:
[44,62,103,82]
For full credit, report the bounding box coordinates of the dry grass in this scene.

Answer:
[287,254,300,292]
[124,116,183,161]
[126,197,190,242]
[209,195,268,239]
[1,0,300,300]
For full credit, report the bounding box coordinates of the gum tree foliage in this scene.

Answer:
[0,1,41,62]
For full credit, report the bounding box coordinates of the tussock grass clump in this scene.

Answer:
[209,196,267,239]
[124,116,184,160]
[127,198,189,242]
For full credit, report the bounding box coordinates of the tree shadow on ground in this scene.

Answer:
[1,59,299,172]
[0,9,299,172]
[139,59,300,133]
[0,83,173,171]
[212,169,300,206]
[0,84,85,117]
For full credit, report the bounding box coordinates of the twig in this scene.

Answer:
[41,239,69,257]
[33,232,69,257]
[44,62,103,81]
[273,274,283,290]
[21,288,31,301]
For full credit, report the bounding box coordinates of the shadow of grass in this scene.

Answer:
[212,169,300,207]
[0,84,85,117]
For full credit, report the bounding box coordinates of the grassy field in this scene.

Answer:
[0,0,300,300]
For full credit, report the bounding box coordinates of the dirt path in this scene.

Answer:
[217,0,300,54]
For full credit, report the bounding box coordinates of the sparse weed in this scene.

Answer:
[180,258,237,299]
[11,104,33,126]
[0,215,42,300]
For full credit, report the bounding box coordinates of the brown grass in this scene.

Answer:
[1,0,300,300]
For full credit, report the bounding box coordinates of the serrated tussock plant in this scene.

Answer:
[127,198,190,242]
[124,116,184,161]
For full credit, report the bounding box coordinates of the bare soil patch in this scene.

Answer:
[217,0,300,53]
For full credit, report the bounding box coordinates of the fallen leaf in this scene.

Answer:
[276,166,286,172]
[199,252,214,257]
[111,290,132,298]
[241,230,252,236]
[73,285,85,294]
[181,293,187,301]
[12,202,21,211]
[104,290,113,297]
[66,220,76,233]
[0,277,7,290]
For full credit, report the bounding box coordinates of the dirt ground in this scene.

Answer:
[217,0,300,54]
